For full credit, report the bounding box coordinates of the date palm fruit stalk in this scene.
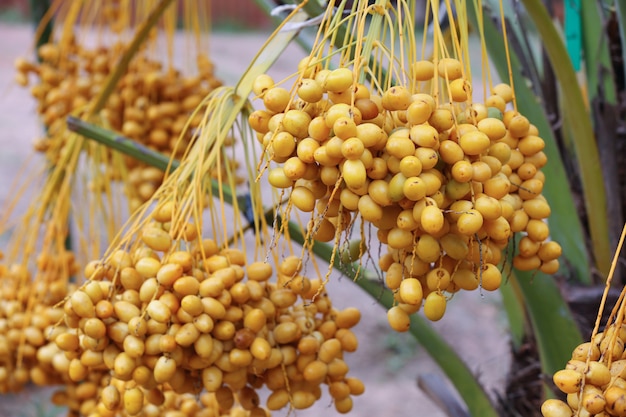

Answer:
[250,0,560,328]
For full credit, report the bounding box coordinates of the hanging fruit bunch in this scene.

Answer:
[53,235,363,416]
[14,0,223,211]
[249,0,561,329]
[0,255,76,392]
[49,86,364,416]
[0,136,83,393]
[541,226,626,417]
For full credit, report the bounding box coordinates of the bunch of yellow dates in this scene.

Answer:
[249,57,560,328]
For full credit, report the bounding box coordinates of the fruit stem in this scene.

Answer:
[65,116,251,222]
[66,116,175,173]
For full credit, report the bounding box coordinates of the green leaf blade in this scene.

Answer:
[514,271,583,377]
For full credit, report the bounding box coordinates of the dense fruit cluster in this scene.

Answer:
[542,323,626,417]
[0,250,79,392]
[51,208,363,416]
[249,57,560,327]
[15,40,222,210]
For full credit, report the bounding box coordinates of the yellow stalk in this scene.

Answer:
[498,0,516,111]
[472,0,492,99]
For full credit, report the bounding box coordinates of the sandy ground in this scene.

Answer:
[0,23,511,417]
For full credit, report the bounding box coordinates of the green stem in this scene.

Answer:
[65,116,243,211]
[89,0,176,115]
[521,0,610,276]
[67,117,176,172]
